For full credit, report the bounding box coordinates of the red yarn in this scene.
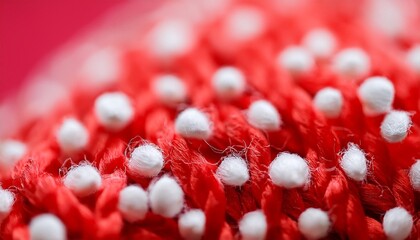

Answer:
[1,0,420,239]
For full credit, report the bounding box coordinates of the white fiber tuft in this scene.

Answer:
[269,152,310,188]
[224,6,265,42]
[380,111,411,143]
[298,208,331,239]
[175,108,212,139]
[128,144,164,178]
[118,185,148,222]
[277,46,314,75]
[94,92,134,131]
[358,76,395,115]
[333,48,370,78]
[409,160,420,191]
[407,45,420,74]
[340,143,368,181]
[63,164,102,197]
[0,189,14,222]
[56,118,89,153]
[0,140,26,172]
[178,209,206,240]
[302,28,337,59]
[239,210,267,240]
[29,214,66,240]
[153,74,187,106]
[247,100,282,131]
[313,87,343,118]
[149,176,184,218]
[383,207,413,240]
[212,66,246,100]
[216,156,249,187]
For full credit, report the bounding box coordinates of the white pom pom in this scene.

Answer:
[247,100,282,131]
[63,164,102,197]
[118,185,148,222]
[178,209,206,240]
[224,6,265,42]
[94,92,134,131]
[216,156,249,187]
[128,144,164,178]
[380,111,411,143]
[383,207,413,240]
[175,108,212,139]
[333,48,370,78]
[409,160,420,191]
[0,140,26,172]
[340,143,368,181]
[302,28,337,59]
[239,210,267,240]
[269,152,310,188]
[212,67,246,100]
[298,208,331,240]
[56,118,89,153]
[358,76,395,115]
[0,189,14,221]
[153,75,187,106]
[149,20,195,59]
[81,48,122,86]
[407,45,420,74]
[29,214,66,240]
[149,176,184,218]
[277,46,314,75]
[313,87,343,118]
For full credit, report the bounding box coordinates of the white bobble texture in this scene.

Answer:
[81,48,122,85]
[0,140,26,172]
[175,108,212,139]
[333,48,370,78]
[224,6,265,42]
[63,164,102,197]
[313,87,343,118]
[0,189,14,221]
[298,208,331,240]
[149,176,184,218]
[56,118,89,153]
[128,144,164,178]
[383,207,413,240]
[358,76,395,115]
[278,46,314,75]
[216,156,249,187]
[149,20,195,59]
[94,92,134,131]
[340,143,368,181]
[178,209,206,240]
[409,160,420,191]
[247,100,282,131]
[380,111,411,143]
[29,214,66,240]
[153,75,187,105]
[269,152,310,188]
[302,28,337,59]
[407,45,420,74]
[212,66,246,99]
[118,185,148,222]
[239,210,267,240]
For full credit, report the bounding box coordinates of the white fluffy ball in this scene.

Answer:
[333,48,370,78]
[358,76,395,115]
[380,111,411,143]
[239,210,267,240]
[298,208,331,239]
[269,152,310,188]
[56,118,89,153]
[340,143,368,181]
[247,100,282,131]
[224,6,265,42]
[118,185,148,222]
[153,74,187,106]
[212,66,246,100]
[81,48,122,86]
[178,209,206,240]
[278,46,314,75]
[128,144,164,178]
[175,108,212,139]
[0,140,26,172]
[216,156,249,187]
[302,28,337,59]
[63,164,102,197]
[383,207,413,240]
[313,87,343,118]
[407,45,420,74]
[409,160,420,191]
[29,214,66,240]
[0,189,14,221]
[94,92,134,131]
[149,176,184,218]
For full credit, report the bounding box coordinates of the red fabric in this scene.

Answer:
[1,0,420,239]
